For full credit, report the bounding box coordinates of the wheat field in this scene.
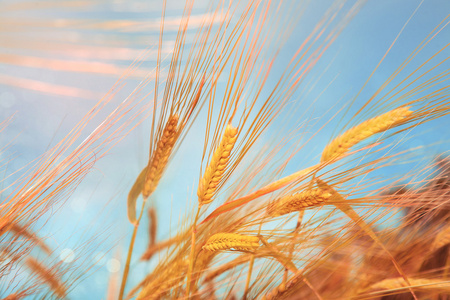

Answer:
[1,0,450,299]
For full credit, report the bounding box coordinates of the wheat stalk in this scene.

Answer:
[321,106,413,162]
[203,233,260,252]
[198,123,238,205]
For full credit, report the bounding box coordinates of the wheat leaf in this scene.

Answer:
[127,167,147,225]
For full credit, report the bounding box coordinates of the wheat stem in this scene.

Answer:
[186,206,201,298]
[119,199,146,300]
[244,223,262,299]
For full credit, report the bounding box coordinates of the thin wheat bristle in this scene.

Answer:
[198,124,238,205]
[140,235,180,261]
[260,282,287,300]
[321,106,413,162]
[203,254,253,283]
[2,292,29,300]
[10,223,52,255]
[366,277,450,293]
[137,261,188,300]
[143,114,179,198]
[25,257,67,299]
[267,189,332,217]
[202,233,259,252]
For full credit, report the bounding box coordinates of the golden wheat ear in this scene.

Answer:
[321,106,413,162]
[126,115,179,225]
[202,233,260,252]
[267,188,332,217]
[198,123,238,205]
[143,114,179,198]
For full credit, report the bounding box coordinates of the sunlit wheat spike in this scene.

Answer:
[142,114,179,198]
[321,106,413,162]
[25,257,67,299]
[198,124,238,205]
[366,277,450,293]
[202,233,260,252]
[267,189,332,217]
[432,225,450,251]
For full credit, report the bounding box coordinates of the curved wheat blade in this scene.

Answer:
[127,167,147,225]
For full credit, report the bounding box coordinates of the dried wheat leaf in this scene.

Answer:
[127,167,147,225]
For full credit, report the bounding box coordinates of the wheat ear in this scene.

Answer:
[203,233,260,252]
[267,189,332,217]
[198,123,238,205]
[121,115,178,300]
[25,257,67,298]
[142,114,179,198]
[321,106,413,162]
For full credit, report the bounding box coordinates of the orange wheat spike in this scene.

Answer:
[201,164,319,224]
[142,114,179,198]
[198,123,238,205]
[267,189,332,217]
[321,106,413,162]
[203,233,260,252]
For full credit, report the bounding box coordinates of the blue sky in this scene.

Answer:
[1,0,449,298]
